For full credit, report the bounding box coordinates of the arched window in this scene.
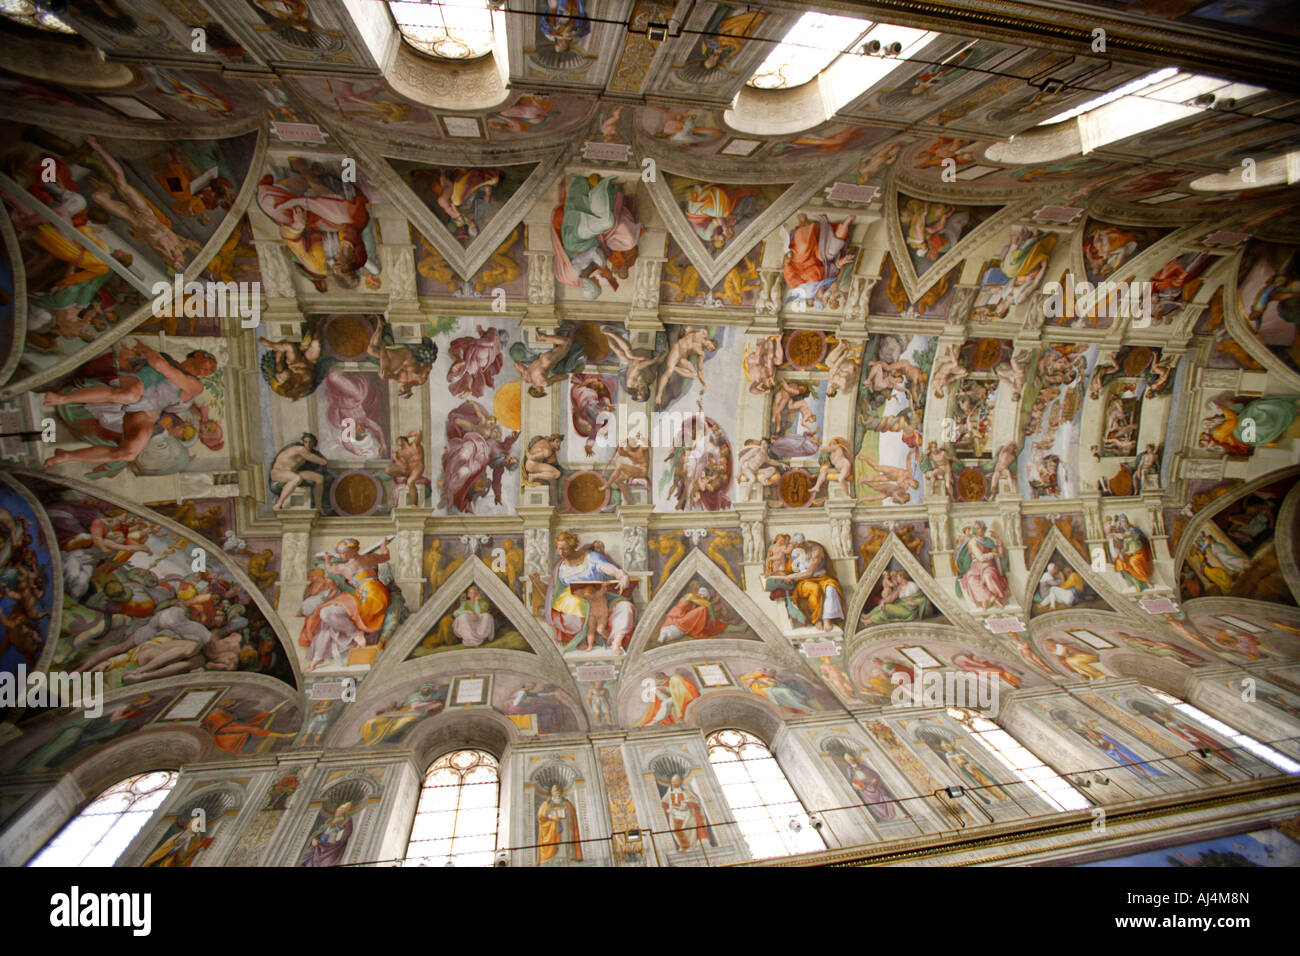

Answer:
[388,0,494,60]
[947,708,1091,812]
[403,750,500,867]
[28,770,178,867]
[706,729,826,860]
[0,1,76,33]
[1141,687,1300,774]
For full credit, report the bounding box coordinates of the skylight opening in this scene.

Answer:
[747,11,874,90]
[1144,687,1300,774]
[1036,68,1267,155]
[822,22,937,111]
[389,0,494,60]
[0,0,76,33]
[1039,67,1179,126]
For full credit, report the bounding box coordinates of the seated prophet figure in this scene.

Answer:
[764,534,844,631]
[863,570,929,625]
[536,784,582,865]
[451,585,495,648]
[43,340,217,472]
[657,585,747,644]
[532,532,636,654]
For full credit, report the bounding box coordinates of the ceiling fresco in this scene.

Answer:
[0,0,1297,806]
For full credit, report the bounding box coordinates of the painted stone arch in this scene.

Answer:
[1028,609,1172,683]
[373,553,564,677]
[358,136,571,282]
[623,546,786,660]
[405,709,518,772]
[0,674,302,792]
[7,470,300,694]
[845,531,976,639]
[1175,466,1300,607]
[617,644,842,730]
[1022,521,1148,619]
[1171,596,1300,666]
[0,118,269,399]
[0,726,205,866]
[884,179,1015,302]
[0,470,61,681]
[1224,242,1300,388]
[338,664,587,749]
[847,632,1050,710]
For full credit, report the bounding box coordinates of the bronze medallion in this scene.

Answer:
[957,467,987,501]
[1107,463,1133,497]
[333,472,380,515]
[1123,347,1153,377]
[968,338,1003,371]
[565,471,609,513]
[574,322,612,362]
[784,330,826,369]
[778,468,813,507]
[324,314,375,358]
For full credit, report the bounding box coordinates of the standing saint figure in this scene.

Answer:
[537,783,582,865]
[299,802,355,867]
[658,773,716,852]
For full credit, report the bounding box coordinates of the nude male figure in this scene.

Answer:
[84,135,200,271]
[601,329,664,402]
[270,432,328,509]
[986,440,1019,499]
[744,334,783,394]
[385,429,426,506]
[737,438,781,487]
[824,339,860,397]
[513,330,574,397]
[923,441,958,497]
[605,438,648,501]
[367,318,434,398]
[769,379,816,433]
[930,343,968,399]
[810,437,854,498]
[655,326,716,405]
[523,433,564,485]
[859,457,919,504]
[260,335,321,397]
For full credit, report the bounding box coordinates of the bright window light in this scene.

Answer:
[747,11,874,89]
[28,771,178,867]
[1037,69,1267,154]
[403,750,499,867]
[1040,67,1180,125]
[0,0,76,33]
[1143,687,1300,774]
[823,23,937,111]
[389,0,494,60]
[948,708,1092,812]
[707,729,827,859]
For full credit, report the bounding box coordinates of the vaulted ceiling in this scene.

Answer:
[0,0,1298,761]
